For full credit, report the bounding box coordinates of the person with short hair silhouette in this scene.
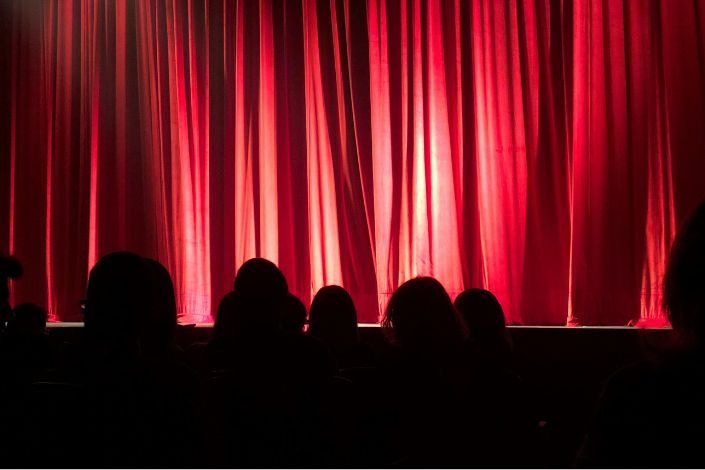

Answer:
[281,293,307,334]
[579,200,705,468]
[233,257,288,301]
[223,257,289,339]
[0,303,49,374]
[206,259,340,467]
[308,285,366,368]
[379,277,472,467]
[455,288,512,368]
[455,288,506,333]
[209,258,290,367]
[382,277,466,359]
[83,251,151,362]
[77,252,201,467]
[5,303,47,338]
[0,254,23,331]
[142,257,178,358]
[664,201,705,348]
[455,288,539,466]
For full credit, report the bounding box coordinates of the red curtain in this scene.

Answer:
[2,0,705,325]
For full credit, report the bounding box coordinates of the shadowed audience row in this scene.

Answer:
[1,200,705,467]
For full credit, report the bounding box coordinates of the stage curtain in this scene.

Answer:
[2,0,705,325]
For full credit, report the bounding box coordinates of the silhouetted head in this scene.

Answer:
[308,285,358,350]
[382,277,465,357]
[3,303,49,369]
[0,254,23,281]
[0,254,22,315]
[84,252,150,356]
[213,289,278,343]
[212,291,334,379]
[281,293,307,334]
[229,258,289,335]
[454,289,506,338]
[142,258,178,355]
[665,200,705,347]
[212,291,243,343]
[233,258,288,300]
[454,288,513,367]
[6,303,47,339]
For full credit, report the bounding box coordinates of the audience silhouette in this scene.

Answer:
[0,254,23,332]
[308,285,368,368]
[5,303,47,340]
[217,257,289,341]
[210,258,290,363]
[383,277,466,359]
[456,288,539,466]
[79,252,201,467]
[579,200,705,468]
[3,209,704,469]
[142,257,179,358]
[282,292,307,334]
[206,258,343,467]
[233,257,288,301]
[0,303,49,375]
[379,277,474,466]
[455,288,513,369]
[83,251,151,362]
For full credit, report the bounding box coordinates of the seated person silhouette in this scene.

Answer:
[308,285,370,369]
[77,252,201,467]
[454,288,513,369]
[82,252,151,366]
[379,277,472,467]
[142,257,179,359]
[0,303,52,466]
[379,278,535,467]
[579,200,705,468]
[281,292,307,335]
[209,258,289,368]
[0,254,22,331]
[207,259,339,467]
[0,303,50,376]
[210,258,334,377]
[455,288,538,465]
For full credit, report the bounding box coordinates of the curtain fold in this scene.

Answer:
[2,0,704,325]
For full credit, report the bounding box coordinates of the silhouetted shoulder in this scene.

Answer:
[580,353,705,468]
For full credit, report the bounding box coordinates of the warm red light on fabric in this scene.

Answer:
[1,0,705,325]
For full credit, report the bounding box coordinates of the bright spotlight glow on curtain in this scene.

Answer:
[2,0,705,325]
